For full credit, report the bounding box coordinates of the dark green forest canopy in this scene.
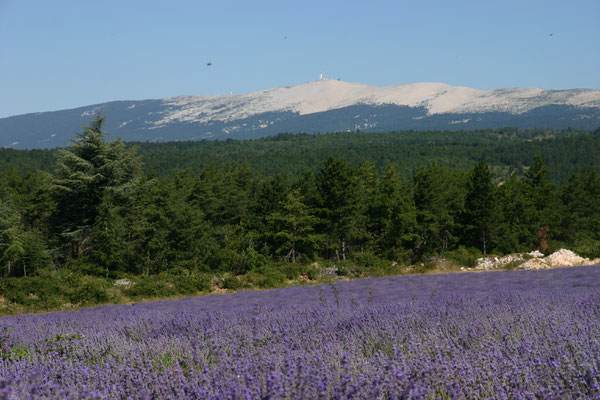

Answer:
[1,119,600,301]
[2,127,599,184]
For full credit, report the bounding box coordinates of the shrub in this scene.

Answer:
[222,275,242,290]
[279,263,306,280]
[67,276,110,304]
[124,276,178,299]
[2,275,63,309]
[414,261,437,274]
[0,268,121,310]
[185,273,213,293]
[336,263,349,277]
[502,260,524,270]
[249,267,286,289]
[304,265,319,281]
[65,257,108,277]
[165,271,213,295]
[445,246,482,268]
[572,238,600,260]
[352,251,385,269]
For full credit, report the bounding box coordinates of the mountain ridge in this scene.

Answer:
[2,80,600,149]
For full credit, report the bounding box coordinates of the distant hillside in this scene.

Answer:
[1,80,599,149]
[1,127,599,185]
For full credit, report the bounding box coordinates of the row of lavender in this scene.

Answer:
[1,266,600,399]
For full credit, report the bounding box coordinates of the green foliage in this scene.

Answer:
[65,256,108,277]
[3,127,600,185]
[502,260,525,270]
[2,121,600,313]
[122,272,212,299]
[1,328,31,361]
[50,114,141,259]
[128,275,175,298]
[247,266,287,289]
[495,157,562,253]
[124,276,178,298]
[413,261,437,274]
[571,238,600,259]
[273,262,319,281]
[557,169,600,251]
[124,127,600,185]
[0,193,51,277]
[349,251,384,269]
[462,161,500,254]
[221,275,243,290]
[173,271,214,294]
[413,163,465,257]
[68,276,111,304]
[267,188,322,262]
[316,158,363,260]
[368,165,418,259]
[0,269,111,309]
[1,275,62,309]
[444,246,482,268]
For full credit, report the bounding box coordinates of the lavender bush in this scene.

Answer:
[1,266,600,399]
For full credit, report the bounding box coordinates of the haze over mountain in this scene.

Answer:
[2,79,600,149]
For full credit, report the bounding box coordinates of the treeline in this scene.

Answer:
[1,116,599,282]
[2,126,600,185]
[133,127,600,184]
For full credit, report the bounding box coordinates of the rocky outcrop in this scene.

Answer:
[536,249,599,268]
[474,254,524,270]
[473,249,600,271]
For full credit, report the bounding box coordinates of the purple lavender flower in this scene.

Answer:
[0,266,599,398]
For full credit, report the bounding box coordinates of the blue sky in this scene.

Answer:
[1,0,599,118]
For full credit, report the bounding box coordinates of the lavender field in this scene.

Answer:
[1,266,600,399]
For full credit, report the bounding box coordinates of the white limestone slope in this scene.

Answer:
[152,79,600,127]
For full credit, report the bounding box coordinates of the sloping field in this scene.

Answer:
[1,266,600,399]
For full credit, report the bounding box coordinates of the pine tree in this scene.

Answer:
[558,169,600,254]
[267,188,321,262]
[353,162,378,253]
[413,163,465,256]
[496,174,536,253]
[524,156,560,249]
[0,198,45,277]
[89,194,132,276]
[316,158,359,260]
[0,202,25,276]
[51,114,140,258]
[369,165,418,259]
[462,161,498,254]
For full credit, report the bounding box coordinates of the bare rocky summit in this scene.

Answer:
[2,80,600,149]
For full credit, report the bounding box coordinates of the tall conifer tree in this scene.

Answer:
[51,115,140,257]
[463,161,498,254]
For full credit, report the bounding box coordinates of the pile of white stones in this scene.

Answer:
[473,249,600,271]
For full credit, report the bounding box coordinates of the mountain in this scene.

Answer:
[2,80,600,149]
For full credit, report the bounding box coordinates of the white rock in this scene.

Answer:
[527,250,544,258]
[151,80,600,128]
[114,279,134,288]
[518,258,550,270]
[544,249,589,267]
[475,254,524,270]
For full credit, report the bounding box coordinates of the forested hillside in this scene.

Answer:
[2,126,600,184]
[1,118,599,312]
